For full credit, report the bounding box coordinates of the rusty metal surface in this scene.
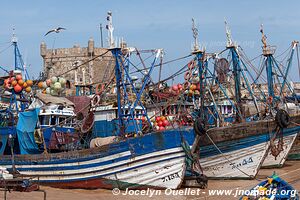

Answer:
[200,114,300,146]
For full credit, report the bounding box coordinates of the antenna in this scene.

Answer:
[100,23,103,47]
[260,24,267,48]
[106,11,115,48]
[192,18,199,51]
[11,28,18,43]
[224,19,233,47]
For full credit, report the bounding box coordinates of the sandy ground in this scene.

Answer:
[2,161,300,200]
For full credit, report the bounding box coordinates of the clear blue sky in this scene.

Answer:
[0,0,300,82]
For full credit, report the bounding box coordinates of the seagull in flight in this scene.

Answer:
[44,27,66,36]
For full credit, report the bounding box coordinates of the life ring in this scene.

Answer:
[95,83,105,95]
[184,71,191,80]
[184,82,191,89]
[91,95,100,107]
[188,61,194,69]
[267,96,273,104]
[275,109,290,128]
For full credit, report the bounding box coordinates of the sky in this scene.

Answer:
[0,0,300,82]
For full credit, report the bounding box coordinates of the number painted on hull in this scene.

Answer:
[230,157,253,169]
[162,172,180,182]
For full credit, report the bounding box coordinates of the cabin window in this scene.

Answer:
[65,118,72,127]
[228,106,232,114]
[58,117,66,125]
[40,115,50,125]
[50,116,57,125]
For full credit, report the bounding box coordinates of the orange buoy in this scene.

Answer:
[11,80,18,86]
[18,79,24,86]
[25,86,32,93]
[14,84,22,93]
[16,74,22,81]
[26,80,33,86]
[22,82,28,88]
[38,82,44,89]
[190,84,197,91]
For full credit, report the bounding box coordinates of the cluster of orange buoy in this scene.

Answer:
[170,84,183,94]
[153,116,170,131]
[3,74,33,93]
[185,83,201,96]
[37,76,66,96]
[170,82,201,97]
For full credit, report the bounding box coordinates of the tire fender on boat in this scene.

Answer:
[275,109,290,128]
[194,118,206,135]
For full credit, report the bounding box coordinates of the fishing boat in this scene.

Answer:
[194,22,300,175]
[168,20,300,182]
[0,41,201,189]
[240,173,299,200]
[28,93,78,152]
[254,28,299,168]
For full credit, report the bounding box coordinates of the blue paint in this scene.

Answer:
[41,126,75,147]
[0,127,195,184]
[92,119,142,138]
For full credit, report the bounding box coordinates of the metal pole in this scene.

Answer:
[100,23,103,47]
[14,42,17,70]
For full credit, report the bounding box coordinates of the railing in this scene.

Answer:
[262,45,276,55]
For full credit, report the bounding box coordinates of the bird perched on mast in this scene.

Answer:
[44,27,66,36]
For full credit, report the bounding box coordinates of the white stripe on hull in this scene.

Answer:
[5,147,183,170]
[104,158,186,189]
[6,147,186,189]
[200,142,269,178]
[262,133,298,168]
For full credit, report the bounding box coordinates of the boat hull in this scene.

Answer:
[194,115,300,179]
[0,129,194,190]
[288,134,300,160]
[199,138,268,179]
[262,132,298,168]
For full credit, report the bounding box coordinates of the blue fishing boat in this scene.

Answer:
[240,173,299,200]
[0,42,200,189]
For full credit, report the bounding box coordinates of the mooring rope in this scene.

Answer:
[204,130,263,181]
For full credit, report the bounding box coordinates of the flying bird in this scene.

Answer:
[44,27,66,36]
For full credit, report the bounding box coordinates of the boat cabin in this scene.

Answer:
[93,104,144,137]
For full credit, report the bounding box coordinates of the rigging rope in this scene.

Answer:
[0,44,12,55]
[204,129,261,180]
[56,50,110,77]
[130,54,192,74]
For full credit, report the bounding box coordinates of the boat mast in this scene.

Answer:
[11,30,29,80]
[192,18,205,121]
[106,11,115,48]
[260,25,277,104]
[225,20,243,122]
[280,40,299,96]
[111,48,124,131]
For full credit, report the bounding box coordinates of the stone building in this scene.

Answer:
[40,38,114,96]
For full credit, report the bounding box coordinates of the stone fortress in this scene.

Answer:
[40,38,114,96]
